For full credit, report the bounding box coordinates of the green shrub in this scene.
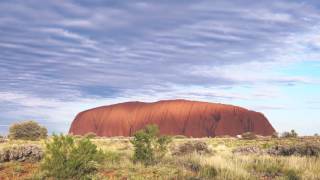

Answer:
[130,124,171,166]
[281,130,298,138]
[241,132,257,140]
[41,134,104,179]
[9,121,47,140]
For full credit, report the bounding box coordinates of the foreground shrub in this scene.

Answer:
[131,124,171,166]
[9,121,47,140]
[41,134,104,179]
[0,145,43,162]
[241,132,257,140]
[281,130,298,138]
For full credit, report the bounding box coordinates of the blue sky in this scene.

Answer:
[0,0,319,135]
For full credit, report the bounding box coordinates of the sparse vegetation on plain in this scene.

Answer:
[0,127,320,179]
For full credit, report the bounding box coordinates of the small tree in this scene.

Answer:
[281,129,298,138]
[9,121,47,140]
[130,124,171,166]
[41,134,104,179]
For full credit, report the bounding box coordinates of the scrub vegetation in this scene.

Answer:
[0,123,320,179]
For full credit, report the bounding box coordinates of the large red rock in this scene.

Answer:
[69,99,275,137]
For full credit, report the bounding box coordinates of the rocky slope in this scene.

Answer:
[69,99,275,137]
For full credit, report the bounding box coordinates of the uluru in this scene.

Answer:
[69,99,275,137]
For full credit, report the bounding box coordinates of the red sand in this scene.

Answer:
[69,99,275,137]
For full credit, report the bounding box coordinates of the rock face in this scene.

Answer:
[69,99,275,137]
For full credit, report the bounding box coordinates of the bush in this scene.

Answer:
[281,130,298,138]
[9,121,47,140]
[41,134,104,179]
[173,141,211,156]
[130,124,171,166]
[241,132,257,140]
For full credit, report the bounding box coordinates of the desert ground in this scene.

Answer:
[1,135,320,180]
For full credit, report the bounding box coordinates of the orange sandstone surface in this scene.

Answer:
[69,99,275,137]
